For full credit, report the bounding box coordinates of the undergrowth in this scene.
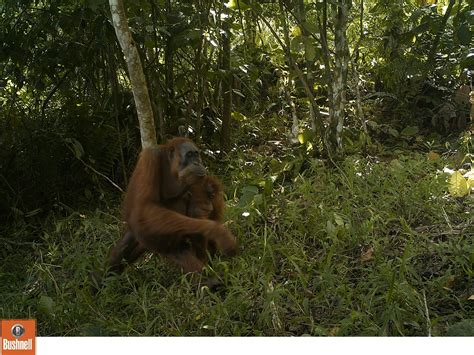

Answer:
[0,146,472,336]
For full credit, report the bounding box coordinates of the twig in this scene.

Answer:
[80,157,124,193]
[422,290,432,337]
[441,206,453,232]
[65,144,124,192]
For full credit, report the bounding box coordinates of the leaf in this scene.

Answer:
[298,130,313,145]
[65,138,85,159]
[38,295,55,315]
[25,208,42,217]
[457,23,471,45]
[226,0,250,10]
[303,37,316,61]
[366,120,378,128]
[468,295,474,301]
[301,21,318,34]
[390,159,403,171]
[426,151,440,161]
[231,111,247,121]
[333,213,344,226]
[326,220,336,235]
[388,128,399,137]
[297,133,305,144]
[400,126,419,136]
[238,185,260,207]
[360,247,374,262]
[241,185,259,195]
[290,36,303,53]
[448,171,469,197]
[226,0,237,9]
[292,26,302,37]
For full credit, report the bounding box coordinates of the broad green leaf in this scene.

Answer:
[301,21,318,34]
[334,213,344,226]
[238,185,259,207]
[241,185,259,195]
[388,128,399,137]
[254,194,263,205]
[290,36,303,53]
[303,37,316,62]
[366,120,378,128]
[390,159,403,171]
[400,126,419,136]
[38,295,55,315]
[448,171,469,197]
[326,220,336,235]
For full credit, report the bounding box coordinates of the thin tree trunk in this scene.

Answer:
[329,0,350,149]
[286,83,299,142]
[295,0,317,133]
[149,0,165,141]
[353,0,366,133]
[195,1,208,142]
[109,0,157,148]
[220,4,232,152]
[165,0,176,126]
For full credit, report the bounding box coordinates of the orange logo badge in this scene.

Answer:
[1,320,36,355]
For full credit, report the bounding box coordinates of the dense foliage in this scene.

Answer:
[0,0,472,336]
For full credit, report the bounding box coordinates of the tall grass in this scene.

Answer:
[0,151,472,336]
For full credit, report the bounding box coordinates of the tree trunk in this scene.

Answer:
[220,5,232,152]
[295,0,317,133]
[195,1,209,142]
[329,0,350,149]
[165,0,177,126]
[109,0,157,148]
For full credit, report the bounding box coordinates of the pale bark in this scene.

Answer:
[330,0,350,148]
[109,0,157,148]
[295,0,317,133]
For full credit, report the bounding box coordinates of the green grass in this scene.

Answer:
[0,150,472,336]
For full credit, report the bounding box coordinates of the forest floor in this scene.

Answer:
[1,136,473,336]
